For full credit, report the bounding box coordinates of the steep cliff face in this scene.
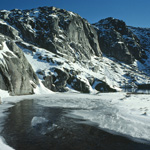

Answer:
[0,7,102,62]
[0,7,115,94]
[0,7,150,95]
[0,34,39,95]
[94,17,146,64]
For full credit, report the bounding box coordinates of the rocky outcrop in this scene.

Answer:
[0,7,150,95]
[92,79,116,92]
[36,64,115,93]
[51,68,69,92]
[94,17,146,64]
[0,7,117,94]
[0,35,39,95]
[0,20,19,40]
[0,7,102,62]
[129,26,150,60]
[67,76,90,93]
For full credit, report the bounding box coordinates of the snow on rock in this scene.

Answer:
[0,7,150,94]
[0,41,17,59]
[20,39,150,93]
[0,39,39,96]
[0,20,7,25]
[129,26,150,75]
[34,80,53,95]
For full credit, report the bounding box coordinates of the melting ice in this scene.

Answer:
[31,116,57,135]
[36,93,150,143]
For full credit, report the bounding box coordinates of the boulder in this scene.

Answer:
[67,76,90,93]
[92,79,116,92]
[42,75,57,92]
[51,68,69,92]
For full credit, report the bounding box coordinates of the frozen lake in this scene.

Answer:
[1,94,150,150]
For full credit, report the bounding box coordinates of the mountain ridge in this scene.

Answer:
[0,6,150,96]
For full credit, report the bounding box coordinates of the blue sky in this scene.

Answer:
[0,0,150,28]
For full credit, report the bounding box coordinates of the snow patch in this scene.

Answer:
[49,14,58,18]
[0,20,7,25]
[118,41,123,44]
[0,136,15,150]
[68,11,76,16]
[34,80,53,95]
[0,90,10,100]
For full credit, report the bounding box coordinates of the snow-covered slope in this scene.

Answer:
[0,7,150,96]
[17,40,149,95]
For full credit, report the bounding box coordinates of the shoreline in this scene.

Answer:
[0,92,150,149]
[1,99,150,150]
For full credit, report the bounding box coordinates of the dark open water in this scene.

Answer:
[1,99,150,150]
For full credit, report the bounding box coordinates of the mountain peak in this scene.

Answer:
[0,7,150,96]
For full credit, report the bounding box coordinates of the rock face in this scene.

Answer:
[0,7,114,94]
[0,7,150,95]
[129,26,150,59]
[94,17,146,64]
[0,20,19,40]
[0,7,102,62]
[0,35,39,95]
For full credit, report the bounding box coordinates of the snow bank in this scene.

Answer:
[34,80,54,95]
[0,136,14,150]
[0,79,53,101]
[0,90,10,100]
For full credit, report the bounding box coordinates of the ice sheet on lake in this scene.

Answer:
[36,93,150,142]
[1,92,150,146]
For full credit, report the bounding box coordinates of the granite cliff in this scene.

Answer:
[0,7,150,95]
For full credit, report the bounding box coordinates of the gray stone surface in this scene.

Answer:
[0,38,39,95]
[0,7,149,94]
[0,20,19,40]
[94,17,146,64]
[0,7,102,62]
